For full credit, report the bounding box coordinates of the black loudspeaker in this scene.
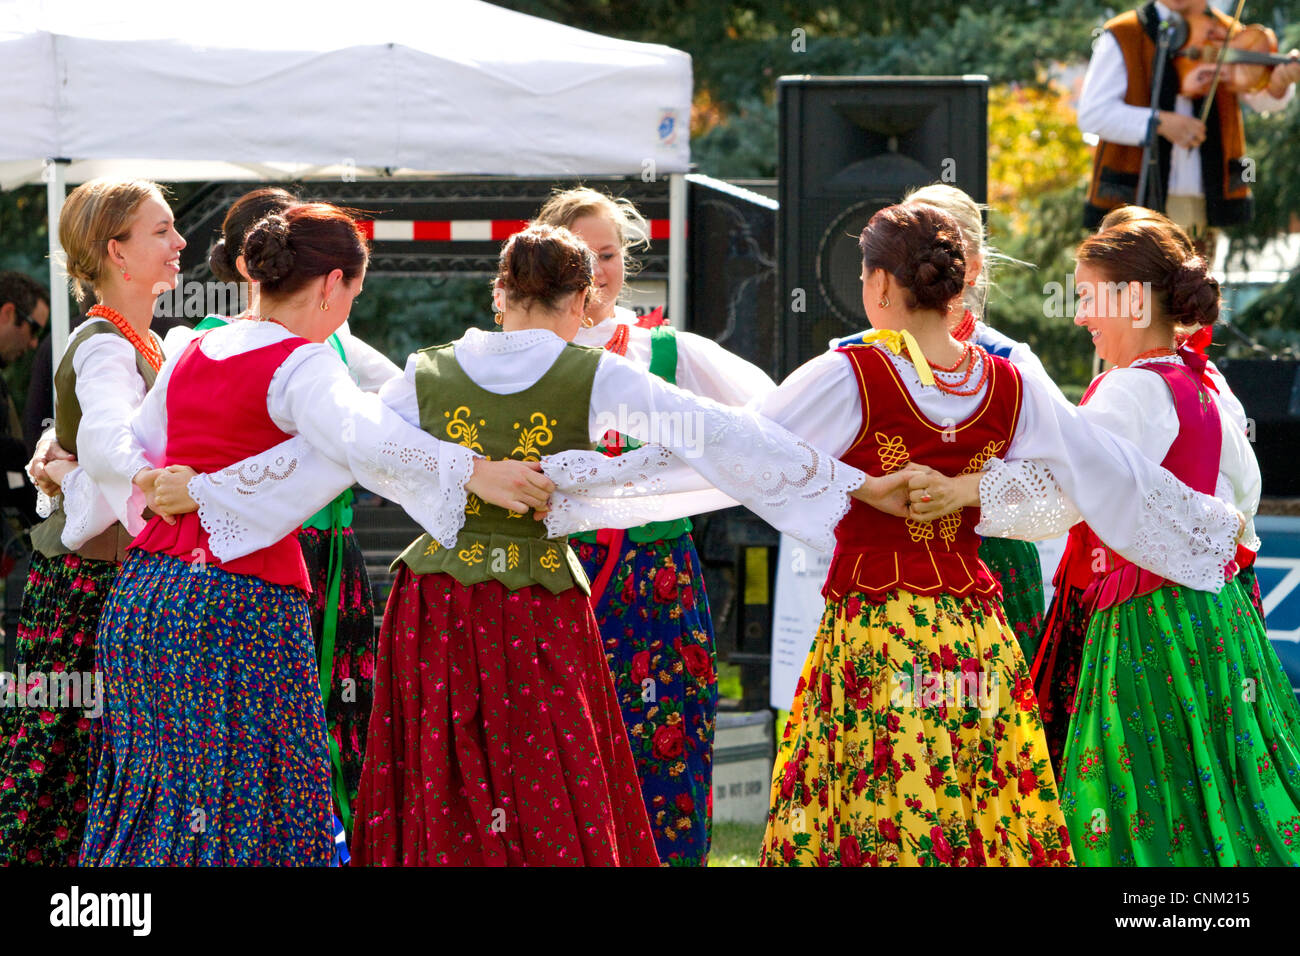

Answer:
[778,76,988,377]
[686,174,781,383]
[1216,358,1300,497]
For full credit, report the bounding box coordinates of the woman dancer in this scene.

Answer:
[195,186,401,847]
[351,223,905,866]
[534,186,775,865]
[742,203,1244,866]
[77,203,551,866]
[1028,207,1260,772]
[966,217,1292,865]
[0,178,182,866]
[840,184,1052,661]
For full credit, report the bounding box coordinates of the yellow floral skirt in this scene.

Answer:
[761,589,1074,866]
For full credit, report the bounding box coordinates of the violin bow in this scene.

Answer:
[1199,0,1249,123]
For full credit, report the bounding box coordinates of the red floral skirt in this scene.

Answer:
[352,568,660,866]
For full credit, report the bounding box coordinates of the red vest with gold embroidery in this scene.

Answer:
[825,344,1023,602]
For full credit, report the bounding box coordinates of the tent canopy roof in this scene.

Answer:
[0,0,692,188]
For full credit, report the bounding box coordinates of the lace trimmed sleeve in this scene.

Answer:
[990,367,1240,592]
[540,353,865,553]
[57,466,120,551]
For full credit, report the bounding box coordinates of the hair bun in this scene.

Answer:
[208,237,236,284]
[1167,256,1219,328]
[906,236,964,311]
[242,214,295,285]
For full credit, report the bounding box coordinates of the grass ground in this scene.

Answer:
[708,821,766,867]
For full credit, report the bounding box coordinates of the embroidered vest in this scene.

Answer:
[129,335,312,591]
[825,344,1022,602]
[1055,360,1222,609]
[394,340,602,594]
[30,322,160,562]
[1084,3,1252,228]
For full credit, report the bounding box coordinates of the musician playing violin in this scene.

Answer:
[1078,1,1299,239]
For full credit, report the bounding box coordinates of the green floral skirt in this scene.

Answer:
[1060,576,1300,866]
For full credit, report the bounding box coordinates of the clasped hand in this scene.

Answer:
[852,464,980,520]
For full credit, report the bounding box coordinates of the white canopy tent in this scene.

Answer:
[0,0,692,358]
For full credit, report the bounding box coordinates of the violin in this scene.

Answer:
[1173,9,1296,99]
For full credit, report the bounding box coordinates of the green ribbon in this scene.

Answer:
[315,492,352,833]
[576,324,691,544]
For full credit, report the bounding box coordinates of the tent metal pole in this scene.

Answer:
[46,158,70,376]
[668,172,686,327]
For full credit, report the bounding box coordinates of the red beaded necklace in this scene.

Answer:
[930,344,990,397]
[952,309,976,342]
[87,304,163,371]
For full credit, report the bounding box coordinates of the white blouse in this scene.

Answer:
[157,325,858,559]
[738,343,1240,593]
[48,319,157,550]
[64,319,478,561]
[383,327,865,553]
[572,306,776,405]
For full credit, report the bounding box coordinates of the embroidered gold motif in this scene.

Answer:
[458,541,485,565]
[939,511,962,545]
[445,406,485,454]
[906,517,935,544]
[538,547,561,572]
[507,542,520,570]
[961,439,1006,475]
[423,539,441,557]
[876,432,910,473]
[512,412,557,461]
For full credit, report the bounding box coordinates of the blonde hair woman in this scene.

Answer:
[0,177,183,865]
[534,186,774,865]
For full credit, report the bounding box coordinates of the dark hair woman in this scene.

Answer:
[350,222,898,866]
[168,185,401,860]
[999,217,1295,866]
[747,202,1246,866]
[76,202,551,866]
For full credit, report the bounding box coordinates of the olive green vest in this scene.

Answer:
[394,340,601,594]
[29,322,160,561]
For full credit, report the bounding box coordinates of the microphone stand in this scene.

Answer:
[1136,15,1182,211]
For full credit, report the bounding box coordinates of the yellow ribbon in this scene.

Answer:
[856,329,934,387]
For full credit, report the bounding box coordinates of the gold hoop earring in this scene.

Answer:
[580,315,594,328]
[320,300,329,312]
[878,295,889,309]
[494,312,504,326]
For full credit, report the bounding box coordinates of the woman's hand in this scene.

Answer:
[466,458,555,514]
[28,436,75,496]
[149,465,200,522]
[42,457,77,490]
[852,466,928,518]
[906,467,982,520]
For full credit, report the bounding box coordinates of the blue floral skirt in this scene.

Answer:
[79,551,332,866]
[573,532,717,866]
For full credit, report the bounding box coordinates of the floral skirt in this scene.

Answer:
[574,533,717,867]
[0,552,118,866]
[978,537,1045,664]
[352,569,660,866]
[79,551,332,867]
[298,526,375,824]
[1060,577,1300,866]
[1029,583,1092,779]
[761,589,1072,867]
